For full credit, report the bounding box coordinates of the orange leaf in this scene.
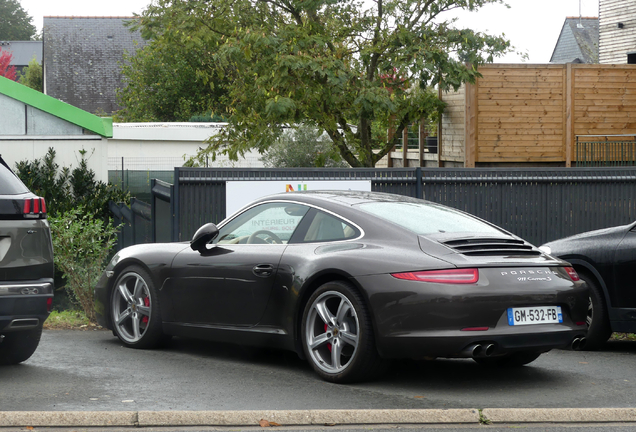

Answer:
[259,419,270,427]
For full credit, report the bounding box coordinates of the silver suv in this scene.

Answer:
[0,156,54,365]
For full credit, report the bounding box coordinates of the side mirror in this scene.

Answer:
[190,223,219,252]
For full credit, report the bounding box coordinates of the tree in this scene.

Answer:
[261,125,348,168]
[0,47,16,81]
[116,35,227,122]
[0,0,37,40]
[18,56,42,91]
[134,0,511,167]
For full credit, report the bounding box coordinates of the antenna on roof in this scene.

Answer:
[577,0,584,28]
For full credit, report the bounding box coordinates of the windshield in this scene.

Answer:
[357,201,503,236]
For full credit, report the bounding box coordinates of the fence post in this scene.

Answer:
[415,167,422,199]
[151,179,157,243]
[172,167,180,242]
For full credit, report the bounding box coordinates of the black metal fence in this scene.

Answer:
[109,198,152,251]
[112,167,636,251]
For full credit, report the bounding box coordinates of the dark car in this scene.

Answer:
[0,156,54,365]
[95,191,587,382]
[541,222,636,349]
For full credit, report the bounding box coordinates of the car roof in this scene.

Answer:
[254,190,424,207]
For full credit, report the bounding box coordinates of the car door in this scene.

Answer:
[168,202,309,327]
[612,224,636,308]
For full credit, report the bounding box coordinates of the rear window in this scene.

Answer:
[357,201,502,236]
[0,159,29,195]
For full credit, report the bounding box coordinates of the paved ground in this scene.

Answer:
[1,330,635,429]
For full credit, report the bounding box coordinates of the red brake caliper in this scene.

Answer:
[142,297,150,324]
[324,324,332,352]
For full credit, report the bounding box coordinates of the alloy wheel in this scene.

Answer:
[111,272,152,344]
[304,291,360,374]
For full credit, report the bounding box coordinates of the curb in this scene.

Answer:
[0,408,635,427]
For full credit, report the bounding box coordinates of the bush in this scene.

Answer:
[49,208,120,322]
[18,57,43,91]
[15,147,129,317]
[15,147,129,221]
[260,125,348,168]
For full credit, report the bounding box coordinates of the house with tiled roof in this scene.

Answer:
[550,17,599,64]
[43,16,146,115]
[0,76,111,181]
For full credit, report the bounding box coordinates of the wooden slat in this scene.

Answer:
[479,127,563,135]
[479,105,563,113]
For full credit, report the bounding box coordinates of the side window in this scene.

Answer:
[215,203,309,245]
[302,210,359,242]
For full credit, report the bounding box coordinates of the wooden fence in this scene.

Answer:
[441,64,636,167]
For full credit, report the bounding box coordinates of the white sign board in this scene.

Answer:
[225,180,372,217]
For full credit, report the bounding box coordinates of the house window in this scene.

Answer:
[628,52,636,64]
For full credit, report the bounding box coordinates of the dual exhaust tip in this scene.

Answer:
[571,336,586,351]
[466,343,496,358]
[465,336,586,358]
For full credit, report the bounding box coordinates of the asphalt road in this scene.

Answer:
[11,425,636,432]
[1,330,635,412]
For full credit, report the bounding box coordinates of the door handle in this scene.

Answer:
[253,264,274,277]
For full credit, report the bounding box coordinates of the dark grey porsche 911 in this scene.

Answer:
[95,191,588,382]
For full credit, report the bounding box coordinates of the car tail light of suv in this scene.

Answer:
[23,197,47,219]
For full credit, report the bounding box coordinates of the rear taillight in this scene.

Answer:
[564,267,579,281]
[391,268,479,284]
[47,297,53,313]
[23,197,46,218]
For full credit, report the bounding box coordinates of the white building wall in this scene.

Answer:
[0,93,108,182]
[108,123,265,170]
[599,0,636,64]
[0,137,108,182]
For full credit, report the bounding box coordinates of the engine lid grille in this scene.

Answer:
[442,238,540,256]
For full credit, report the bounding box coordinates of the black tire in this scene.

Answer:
[301,281,387,383]
[110,265,167,349]
[0,327,43,365]
[473,351,542,367]
[579,271,612,350]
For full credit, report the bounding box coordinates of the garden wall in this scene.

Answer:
[441,63,636,167]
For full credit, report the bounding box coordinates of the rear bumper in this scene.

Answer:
[0,279,53,333]
[355,267,589,359]
[376,325,587,359]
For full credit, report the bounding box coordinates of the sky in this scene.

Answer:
[21,0,599,64]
